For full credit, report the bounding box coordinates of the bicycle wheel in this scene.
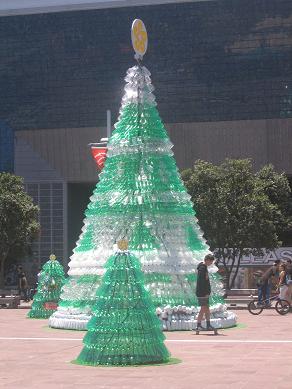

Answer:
[248,300,264,315]
[275,299,290,315]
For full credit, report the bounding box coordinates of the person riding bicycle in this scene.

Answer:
[257,260,281,306]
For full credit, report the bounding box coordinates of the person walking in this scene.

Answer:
[19,270,30,302]
[253,270,264,304]
[16,266,24,295]
[277,263,288,301]
[195,254,215,331]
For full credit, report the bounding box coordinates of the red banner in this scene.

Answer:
[44,302,58,310]
[91,147,107,170]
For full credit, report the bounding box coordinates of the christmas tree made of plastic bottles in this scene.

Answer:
[75,239,170,366]
[50,20,236,331]
[28,254,66,319]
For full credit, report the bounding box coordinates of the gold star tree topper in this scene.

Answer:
[131,19,148,60]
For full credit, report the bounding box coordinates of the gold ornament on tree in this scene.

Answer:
[117,239,129,251]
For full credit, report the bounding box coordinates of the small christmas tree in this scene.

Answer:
[28,254,66,319]
[75,239,170,366]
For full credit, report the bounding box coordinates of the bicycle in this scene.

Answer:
[247,294,290,315]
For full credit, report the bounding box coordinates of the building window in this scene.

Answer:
[25,182,64,265]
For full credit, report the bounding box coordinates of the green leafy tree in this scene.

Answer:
[0,173,39,287]
[256,164,292,242]
[182,159,292,289]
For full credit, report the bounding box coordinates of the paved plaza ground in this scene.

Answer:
[0,309,292,389]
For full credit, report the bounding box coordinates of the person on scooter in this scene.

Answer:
[195,254,215,331]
